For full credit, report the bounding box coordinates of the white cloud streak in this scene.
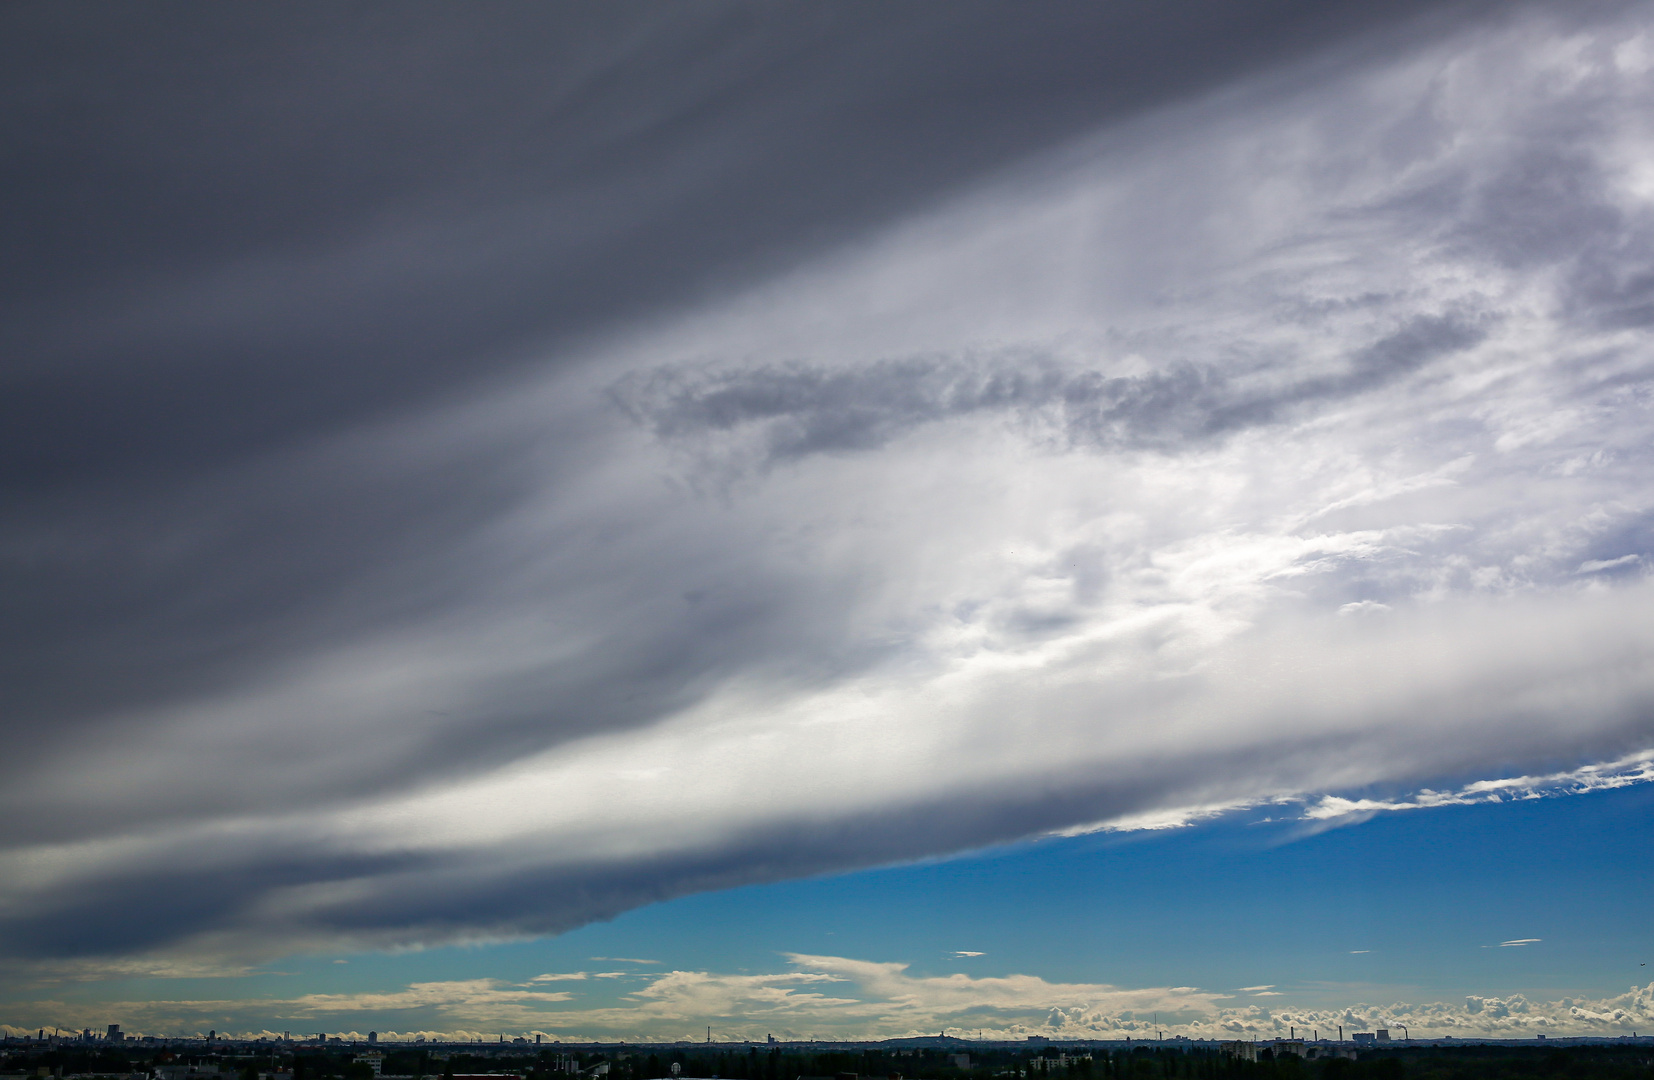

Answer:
[1304,750,1654,824]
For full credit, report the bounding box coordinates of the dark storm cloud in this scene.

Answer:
[0,1,1509,836]
[615,313,1488,464]
[0,0,1496,489]
[4,0,1652,974]
[0,429,876,848]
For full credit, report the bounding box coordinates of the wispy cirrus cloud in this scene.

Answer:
[1304,751,1654,825]
[1056,750,1654,840]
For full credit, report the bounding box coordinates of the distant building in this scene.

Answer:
[1243,1038,1356,1058]
[107,1026,124,1043]
[368,1033,378,1045]
[157,1065,220,1080]
[355,1052,383,1077]
[1027,1054,1087,1071]
[1352,1033,1376,1045]
[1375,1029,1391,1043]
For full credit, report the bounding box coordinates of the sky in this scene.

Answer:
[3,0,1653,1044]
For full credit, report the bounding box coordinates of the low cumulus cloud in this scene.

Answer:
[2,1,1654,975]
[2,958,1649,1041]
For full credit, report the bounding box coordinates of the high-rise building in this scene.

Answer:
[368,1032,378,1045]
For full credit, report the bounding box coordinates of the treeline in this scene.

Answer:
[5,1044,1649,1080]
[0,1049,269,1080]
[0,1049,151,1076]
[357,1045,1654,1080]
[1102,1045,1654,1080]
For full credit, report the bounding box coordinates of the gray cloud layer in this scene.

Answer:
[1,0,1487,486]
[4,0,1654,970]
[0,0,1506,833]
[614,313,1488,463]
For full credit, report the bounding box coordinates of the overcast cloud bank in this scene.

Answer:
[3,1,1653,979]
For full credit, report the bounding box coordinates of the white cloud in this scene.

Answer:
[1578,554,1641,573]
[3,960,1649,1042]
[1304,750,1654,824]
